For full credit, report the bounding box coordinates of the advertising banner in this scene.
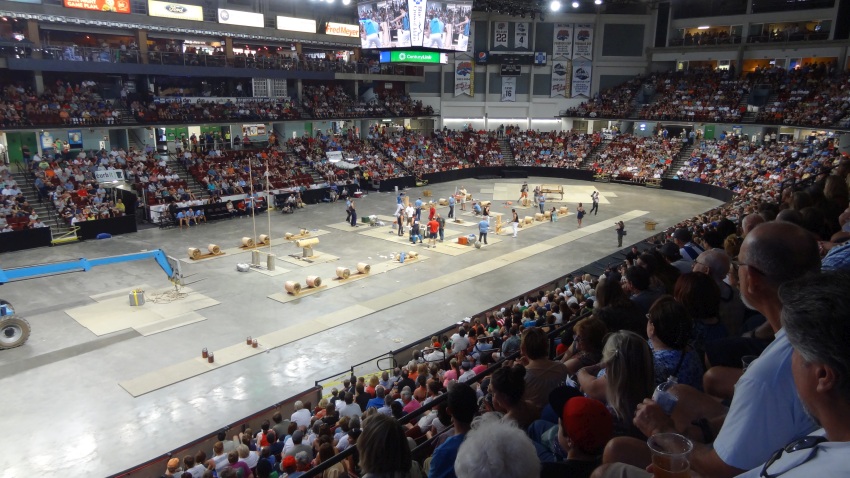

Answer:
[276,16,316,33]
[95,170,126,183]
[573,23,594,59]
[501,76,516,102]
[553,23,573,59]
[550,61,570,98]
[493,21,508,48]
[148,1,203,21]
[407,0,427,48]
[326,22,360,38]
[571,57,592,98]
[218,8,264,28]
[454,60,474,97]
[68,130,84,148]
[64,0,130,13]
[514,22,530,50]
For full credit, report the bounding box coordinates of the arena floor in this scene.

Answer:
[0,177,723,477]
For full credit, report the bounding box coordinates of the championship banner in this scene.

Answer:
[501,76,516,102]
[454,60,474,97]
[553,23,573,59]
[571,57,592,98]
[407,0,427,48]
[573,24,594,59]
[514,22,530,50]
[550,61,570,98]
[494,21,508,48]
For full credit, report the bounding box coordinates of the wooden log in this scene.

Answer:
[284,281,301,295]
[357,262,371,274]
[208,244,221,254]
[306,276,322,288]
[258,234,270,245]
[188,247,201,260]
[241,237,255,248]
[336,267,351,279]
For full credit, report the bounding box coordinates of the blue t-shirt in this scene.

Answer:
[430,18,444,34]
[402,14,410,30]
[366,396,384,410]
[713,329,818,470]
[429,433,466,478]
[449,196,455,206]
[478,220,489,233]
[463,21,470,36]
[361,19,380,35]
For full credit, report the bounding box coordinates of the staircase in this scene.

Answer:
[664,142,696,179]
[579,138,613,170]
[167,154,207,198]
[497,138,515,166]
[10,169,71,236]
[628,94,652,119]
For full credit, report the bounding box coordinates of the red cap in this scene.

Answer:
[283,455,297,468]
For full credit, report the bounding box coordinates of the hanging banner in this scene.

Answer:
[571,57,592,98]
[573,24,594,59]
[501,76,516,102]
[514,22,530,50]
[464,20,474,54]
[454,60,474,97]
[493,21,508,48]
[68,130,84,148]
[550,61,570,98]
[553,23,573,59]
[407,0,427,47]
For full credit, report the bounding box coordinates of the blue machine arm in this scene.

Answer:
[0,250,176,285]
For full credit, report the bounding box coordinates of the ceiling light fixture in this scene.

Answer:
[550,0,561,11]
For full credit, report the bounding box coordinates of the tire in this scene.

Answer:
[0,316,31,350]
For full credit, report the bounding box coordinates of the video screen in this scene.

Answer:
[357,0,472,52]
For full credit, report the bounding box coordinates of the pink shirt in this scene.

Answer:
[402,398,421,414]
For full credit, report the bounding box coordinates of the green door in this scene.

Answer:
[5,132,38,163]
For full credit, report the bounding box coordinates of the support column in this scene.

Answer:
[225,37,234,60]
[137,29,149,64]
[296,79,303,101]
[33,71,44,95]
[26,20,42,59]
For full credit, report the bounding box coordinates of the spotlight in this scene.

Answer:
[550,0,560,11]
[594,0,601,4]
[572,1,579,7]
[343,0,351,4]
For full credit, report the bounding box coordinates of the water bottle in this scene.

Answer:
[653,376,679,415]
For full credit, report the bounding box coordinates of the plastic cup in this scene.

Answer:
[742,355,758,372]
[648,433,692,478]
[652,381,679,415]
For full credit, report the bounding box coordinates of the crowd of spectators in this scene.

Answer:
[0,79,121,128]
[509,130,603,168]
[1,164,49,232]
[133,97,301,123]
[637,69,749,122]
[302,85,384,119]
[377,90,435,117]
[161,149,850,478]
[753,66,850,127]
[671,133,841,210]
[589,134,684,182]
[561,77,641,119]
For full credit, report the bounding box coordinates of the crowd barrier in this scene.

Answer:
[76,215,138,240]
[0,226,52,252]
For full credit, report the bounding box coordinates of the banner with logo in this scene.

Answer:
[454,60,474,97]
[64,0,130,13]
[550,61,570,98]
[407,0,427,47]
[95,170,126,183]
[501,76,516,102]
[514,22,530,50]
[573,24,594,59]
[553,23,573,59]
[494,21,508,48]
[326,22,360,38]
[68,130,84,148]
[148,0,202,21]
[571,58,592,98]
[218,8,263,28]
[465,21,474,54]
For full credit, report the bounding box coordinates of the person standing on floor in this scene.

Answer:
[349,200,357,227]
[458,186,468,211]
[511,209,519,238]
[590,191,599,215]
[414,197,423,221]
[478,217,489,245]
[448,195,455,219]
[615,221,625,247]
[437,213,445,242]
[538,193,546,214]
[518,182,528,204]
[396,208,405,236]
[576,203,585,228]
[345,196,353,223]
[428,216,439,248]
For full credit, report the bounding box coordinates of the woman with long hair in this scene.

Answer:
[576,330,654,438]
[560,317,607,375]
[576,202,586,227]
[488,365,541,429]
[673,272,727,355]
[315,442,346,478]
[358,414,421,478]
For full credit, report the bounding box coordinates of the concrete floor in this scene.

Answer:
[0,177,722,477]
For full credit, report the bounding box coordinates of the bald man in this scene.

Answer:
[692,249,745,336]
[741,213,764,237]
[598,221,821,478]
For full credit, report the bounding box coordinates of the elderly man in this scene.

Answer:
[596,269,850,478]
[598,221,821,478]
[290,400,312,429]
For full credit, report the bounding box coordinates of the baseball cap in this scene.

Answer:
[548,386,613,455]
[283,455,297,468]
